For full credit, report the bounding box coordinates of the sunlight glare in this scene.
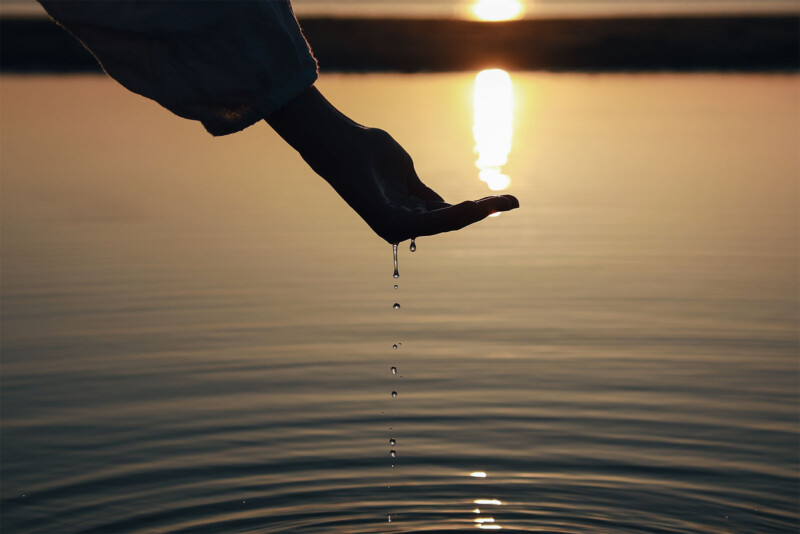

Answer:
[473,69,514,192]
[471,0,525,21]
[474,498,503,505]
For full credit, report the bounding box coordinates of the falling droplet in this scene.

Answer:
[391,366,397,375]
[410,238,417,252]
[392,243,399,278]
[390,449,397,457]
[393,303,400,310]
[394,284,398,290]
[392,344,397,349]
[391,390,397,398]
[390,438,396,446]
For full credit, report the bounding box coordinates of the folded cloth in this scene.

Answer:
[39,0,319,135]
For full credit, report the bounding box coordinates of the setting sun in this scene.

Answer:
[471,0,525,21]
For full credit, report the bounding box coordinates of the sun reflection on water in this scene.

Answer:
[468,472,504,529]
[473,69,514,192]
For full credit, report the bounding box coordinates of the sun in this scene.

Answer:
[471,0,525,21]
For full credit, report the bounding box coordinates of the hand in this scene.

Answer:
[266,86,519,244]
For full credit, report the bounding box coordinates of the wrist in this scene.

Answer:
[266,85,364,161]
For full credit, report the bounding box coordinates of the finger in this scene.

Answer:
[419,195,519,236]
[416,184,446,203]
[424,200,451,211]
[474,194,520,209]
[404,167,445,203]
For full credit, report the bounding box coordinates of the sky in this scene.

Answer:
[2,0,798,18]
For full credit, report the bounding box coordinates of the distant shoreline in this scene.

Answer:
[2,15,798,73]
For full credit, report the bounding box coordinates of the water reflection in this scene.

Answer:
[470,472,504,529]
[473,68,514,192]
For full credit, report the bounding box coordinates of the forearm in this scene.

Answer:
[265,85,366,166]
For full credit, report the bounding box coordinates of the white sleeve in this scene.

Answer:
[39,0,319,136]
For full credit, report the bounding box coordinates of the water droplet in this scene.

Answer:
[393,303,400,310]
[390,449,397,457]
[390,438,396,446]
[391,390,397,398]
[388,514,392,523]
[392,344,397,349]
[391,366,397,375]
[410,238,417,252]
[394,284,398,289]
[392,243,399,278]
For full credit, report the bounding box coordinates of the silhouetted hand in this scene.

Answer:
[266,86,519,244]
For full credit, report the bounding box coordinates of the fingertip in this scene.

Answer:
[475,195,515,215]
[501,194,520,209]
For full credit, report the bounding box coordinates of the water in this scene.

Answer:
[1,73,798,533]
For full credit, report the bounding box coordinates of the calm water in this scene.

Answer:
[2,73,798,533]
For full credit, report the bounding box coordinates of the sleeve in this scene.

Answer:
[38,0,319,136]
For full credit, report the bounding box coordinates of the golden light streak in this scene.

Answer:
[474,498,503,505]
[473,69,514,192]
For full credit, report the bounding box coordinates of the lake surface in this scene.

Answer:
[1,73,798,532]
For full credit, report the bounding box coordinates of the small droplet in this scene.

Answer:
[391,366,397,375]
[410,238,417,252]
[390,449,397,457]
[242,500,246,504]
[394,284,398,289]
[392,243,399,279]
[391,390,397,398]
[393,303,400,310]
[388,514,392,523]
[390,438,396,446]
[392,344,398,349]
